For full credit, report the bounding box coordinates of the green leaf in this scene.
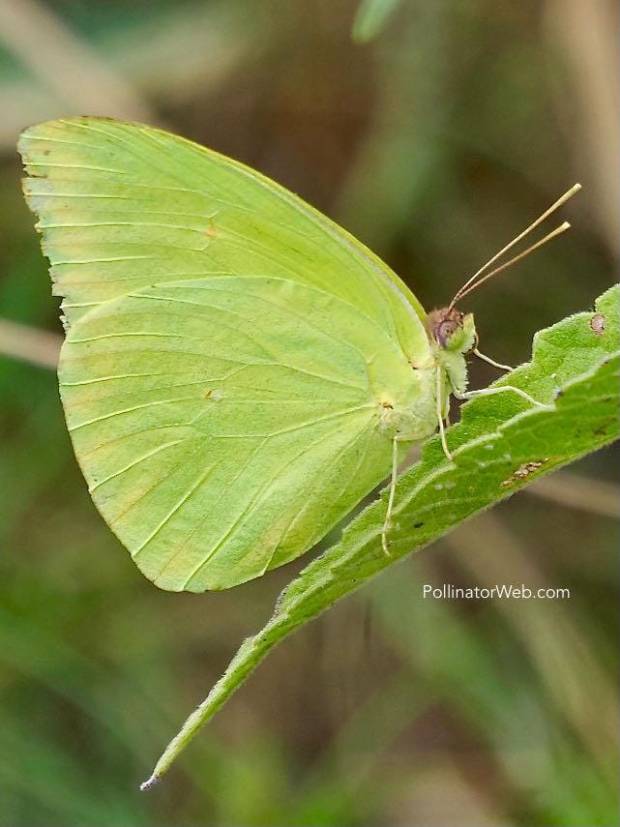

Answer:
[141,284,620,788]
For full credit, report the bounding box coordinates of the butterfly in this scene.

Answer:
[19,117,579,591]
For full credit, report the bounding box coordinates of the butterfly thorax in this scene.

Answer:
[372,307,477,442]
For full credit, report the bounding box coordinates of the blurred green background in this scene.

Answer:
[0,1,618,824]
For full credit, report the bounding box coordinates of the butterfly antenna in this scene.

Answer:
[448,183,581,309]
[455,222,571,303]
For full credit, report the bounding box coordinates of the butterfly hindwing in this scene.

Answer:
[60,276,425,590]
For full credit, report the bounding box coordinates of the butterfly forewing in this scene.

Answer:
[19,117,429,362]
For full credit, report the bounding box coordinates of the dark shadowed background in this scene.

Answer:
[0,1,618,824]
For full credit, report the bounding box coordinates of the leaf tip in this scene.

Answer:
[139,773,160,792]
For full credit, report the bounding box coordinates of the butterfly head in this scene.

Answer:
[427,307,477,355]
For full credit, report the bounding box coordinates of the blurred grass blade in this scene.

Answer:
[352,0,403,43]
[0,318,61,369]
[142,284,620,788]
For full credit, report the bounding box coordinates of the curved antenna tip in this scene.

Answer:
[448,184,581,308]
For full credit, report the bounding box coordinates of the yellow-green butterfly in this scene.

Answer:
[19,117,579,591]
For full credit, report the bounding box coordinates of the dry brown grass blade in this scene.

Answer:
[0,318,61,369]
[0,0,153,122]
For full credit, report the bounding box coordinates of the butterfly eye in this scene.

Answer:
[436,320,458,347]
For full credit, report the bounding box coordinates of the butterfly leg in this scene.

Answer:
[436,365,454,461]
[473,348,512,372]
[454,384,551,409]
[382,435,402,555]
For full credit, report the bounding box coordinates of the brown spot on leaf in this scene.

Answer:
[590,313,605,335]
[593,417,616,436]
[501,459,548,488]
